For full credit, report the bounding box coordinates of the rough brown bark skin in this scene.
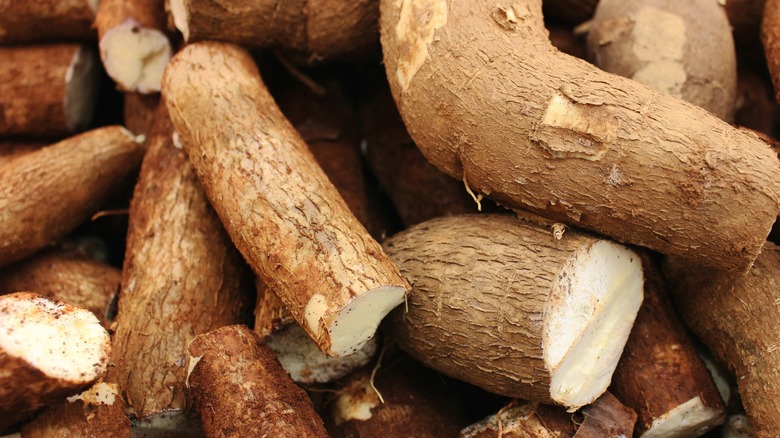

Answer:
[762,0,780,104]
[95,0,167,40]
[0,142,46,165]
[124,93,161,139]
[163,42,410,357]
[0,293,111,432]
[328,359,469,438]
[586,0,737,122]
[108,104,251,420]
[662,244,780,438]
[380,0,780,273]
[0,126,143,268]
[171,0,378,62]
[0,44,94,138]
[253,280,295,339]
[0,249,121,328]
[610,253,725,436]
[187,325,329,438]
[21,383,131,438]
[276,84,373,234]
[358,81,476,227]
[382,214,639,406]
[0,0,96,44]
[573,392,637,437]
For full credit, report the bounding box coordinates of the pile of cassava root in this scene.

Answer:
[1,0,780,436]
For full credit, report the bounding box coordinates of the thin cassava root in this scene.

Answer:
[380,0,780,273]
[163,42,410,358]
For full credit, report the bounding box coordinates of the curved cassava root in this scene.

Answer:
[383,214,644,410]
[0,293,111,431]
[586,0,737,121]
[379,0,780,273]
[0,126,144,268]
[662,245,780,438]
[163,42,410,358]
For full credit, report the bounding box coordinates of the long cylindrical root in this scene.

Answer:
[328,358,469,437]
[0,126,143,267]
[163,42,410,358]
[610,253,726,437]
[108,103,251,421]
[20,382,131,438]
[0,142,47,166]
[0,249,121,328]
[169,0,378,62]
[460,393,636,438]
[186,325,329,437]
[586,0,737,121]
[379,0,780,273]
[0,293,111,431]
[383,214,644,410]
[0,44,100,138]
[254,281,377,384]
[662,244,780,437]
[358,82,476,226]
[762,0,780,104]
[96,0,172,93]
[0,0,97,44]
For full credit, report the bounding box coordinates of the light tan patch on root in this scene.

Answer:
[394,0,448,91]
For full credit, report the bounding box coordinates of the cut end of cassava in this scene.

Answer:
[545,241,644,410]
[65,45,100,132]
[169,0,190,41]
[642,396,725,438]
[265,324,377,384]
[307,285,405,357]
[0,293,110,384]
[99,20,172,93]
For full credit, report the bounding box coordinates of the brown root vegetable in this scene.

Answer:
[123,93,161,139]
[586,0,737,121]
[21,382,131,438]
[0,293,111,431]
[254,281,377,384]
[460,393,636,438]
[163,42,410,358]
[662,244,780,437]
[0,142,47,165]
[383,214,644,410]
[0,126,143,268]
[763,0,780,104]
[379,0,780,273]
[0,44,100,138]
[610,253,726,437]
[0,249,121,328]
[358,82,476,227]
[186,325,329,437]
[108,103,251,421]
[169,0,378,62]
[0,0,97,44]
[96,0,172,93]
[328,358,469,437]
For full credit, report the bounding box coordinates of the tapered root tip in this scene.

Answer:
[308,285,406,358]
[99,20,172,93]
[545,241,644,409]
[0,293,110,383]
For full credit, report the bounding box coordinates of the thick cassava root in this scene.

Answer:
[379,0,780,273]
[0,44,100,138]
[610,253,725,437]
[108,103,251,421]
[170,0,378,62]
[0,126,144,268]
[383,214,644,410]
[163,42,409,358]
[0,0,97,44]
[663,245,780,437]
[0,293,111,431]
[186,325,329,437]
[586,0,737,121]
[96,0,171,93]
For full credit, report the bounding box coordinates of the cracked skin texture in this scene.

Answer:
[108,104,251,419]
[380,0,780,273]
